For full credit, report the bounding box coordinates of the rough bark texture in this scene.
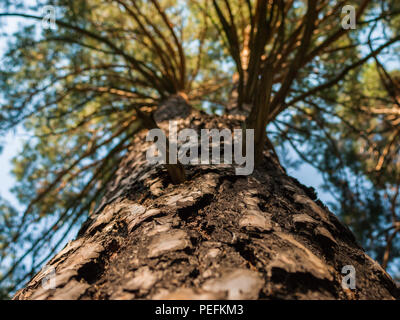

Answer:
[13,106,399,300]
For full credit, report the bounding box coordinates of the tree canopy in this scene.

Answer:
[0,0,400,295]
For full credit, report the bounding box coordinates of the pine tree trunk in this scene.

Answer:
[13,104,399,300]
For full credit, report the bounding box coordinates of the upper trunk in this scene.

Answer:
[13,107,399,300]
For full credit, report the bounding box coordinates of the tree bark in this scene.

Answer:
[13,106,399,300]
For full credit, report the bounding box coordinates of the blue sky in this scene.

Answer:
[0,131,24,208]
[0,14,27,210]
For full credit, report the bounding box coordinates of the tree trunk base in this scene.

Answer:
[13,112,399,300]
